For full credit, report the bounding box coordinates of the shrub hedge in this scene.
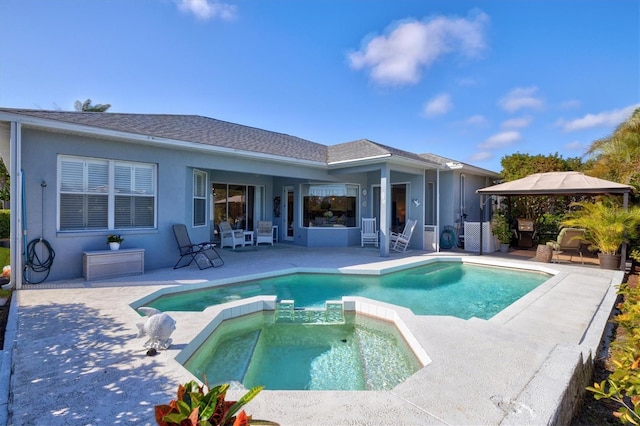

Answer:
[0,210,8,239]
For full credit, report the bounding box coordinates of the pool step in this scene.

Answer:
[325,300,345,323]
[274,299,345,324]
[275,300,295,321]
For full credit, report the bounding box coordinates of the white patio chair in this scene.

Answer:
[390,219,417,252]
[361,217,379,247]
[256,220,274,246]
[218,221,245,249]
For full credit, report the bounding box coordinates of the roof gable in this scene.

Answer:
[328,139,438,165]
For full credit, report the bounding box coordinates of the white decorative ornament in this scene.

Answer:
[136,307,176,350]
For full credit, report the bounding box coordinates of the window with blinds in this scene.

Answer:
[58,155,157,231]
[193,169,207,226]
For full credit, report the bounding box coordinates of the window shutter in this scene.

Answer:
[193,170,207,226]
[59,156,155,231]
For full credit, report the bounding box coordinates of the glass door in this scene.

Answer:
[284,186,294,241]
[211,183,258,241]
[373,183,407,233]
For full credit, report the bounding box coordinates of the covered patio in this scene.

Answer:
[477,171,634,267]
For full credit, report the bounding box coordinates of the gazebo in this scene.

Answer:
[476,171,634,268]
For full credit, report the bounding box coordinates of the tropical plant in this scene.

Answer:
[155,381,263,426]
[586,282,640,424]
[561,201,640,255]
[535,213,564,245]
[585,107,640,191]
[491,213,512,244]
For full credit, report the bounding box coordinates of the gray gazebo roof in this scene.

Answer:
[477,171,633,196]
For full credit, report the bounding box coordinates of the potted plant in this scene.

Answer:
[107,234,124,251]
[561,201,640,269]
[155,380,264,426]
[491,213,512,252]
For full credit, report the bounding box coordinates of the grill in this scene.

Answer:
[516,218,535,248]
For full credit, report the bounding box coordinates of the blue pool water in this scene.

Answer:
[183,312,422,390]
[146,262,549,320]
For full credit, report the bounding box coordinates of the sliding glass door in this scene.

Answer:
[211,183,259,240]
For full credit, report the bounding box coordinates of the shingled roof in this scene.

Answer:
[328,139,439,166]
[0,109,329,163]
[0,109,444,168]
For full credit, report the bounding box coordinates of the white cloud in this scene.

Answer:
[422,93,453,117]
[501,116,532,129]
[468,151,493,162]
[478,131,521,149]
[465,114,489,127]
[558,104,640,132]
[348,10,489,86]
[498,87,544,113]
[175,0,237,21]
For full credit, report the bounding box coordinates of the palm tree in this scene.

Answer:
[74,99,111,112]
[562,200,640,255]
[585,108,640,189]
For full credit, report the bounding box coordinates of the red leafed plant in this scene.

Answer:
[155,380,263,426]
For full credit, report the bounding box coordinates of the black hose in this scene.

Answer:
[24,238,55,284]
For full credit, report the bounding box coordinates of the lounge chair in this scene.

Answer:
[219,221,245,249]
[361,217,379,247]
[390,219,417,252]
[256,221,274,246]
[172,224,224,269]
[546,227,587,264]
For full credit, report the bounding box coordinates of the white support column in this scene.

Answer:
[9,122,23,289]
[379,165,390,257]
[436,168,440,252]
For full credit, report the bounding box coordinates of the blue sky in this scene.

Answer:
[1,0,638,172]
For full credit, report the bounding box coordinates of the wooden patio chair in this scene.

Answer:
[390,219,417,252]
[218,221,245,249]
[256,221,274,246]
[361,217,379,247]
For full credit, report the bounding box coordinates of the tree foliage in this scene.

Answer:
[499,152,584,182]
[585,107,640,191]
[74,99,111,112]
[498,153,586,224]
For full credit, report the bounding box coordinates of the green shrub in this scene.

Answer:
[0,210,8,239]
[587,282,640,424]
[0,247,9,268]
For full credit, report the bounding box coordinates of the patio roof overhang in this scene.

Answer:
[476,171,633,196]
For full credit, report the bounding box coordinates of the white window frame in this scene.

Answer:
[58,155,157,231]
[193,169,207,227]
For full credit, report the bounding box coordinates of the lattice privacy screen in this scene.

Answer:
[463,222,497,253]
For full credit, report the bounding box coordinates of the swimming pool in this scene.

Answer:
[145,262,550,320]
[183,311,422,390]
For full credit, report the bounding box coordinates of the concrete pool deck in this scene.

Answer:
[2,246,623,425]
